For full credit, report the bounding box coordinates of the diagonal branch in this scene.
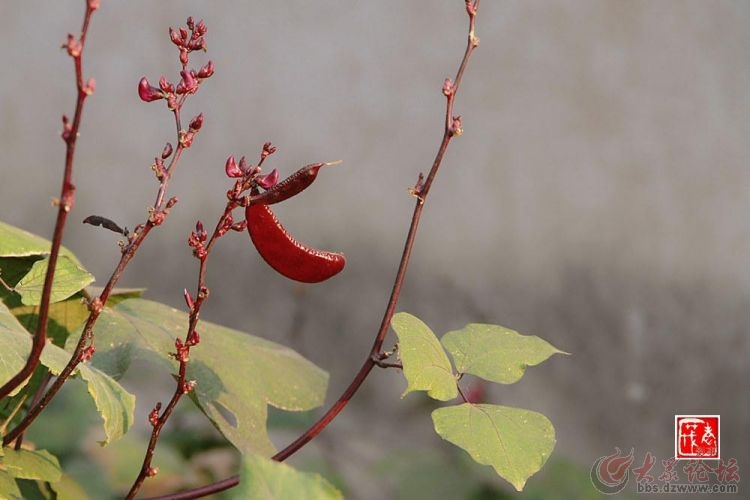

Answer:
[144,2,481,498]
[0,0,99,402]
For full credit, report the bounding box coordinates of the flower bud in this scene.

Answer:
[169,27,182,46]
[183,288,195,311]
[197,60,215,79]
[83,78,96,96]
[65,34,82,57]
[225,156,242,178]
[195,20,207,36]
[189,113,204,131]
[442,78,455,97]
[261,142,277,159]
[161,142,173,159]
[256,168,279,189]
[138,77,164,102]
[450,115,463,136]
[176,70,198,95]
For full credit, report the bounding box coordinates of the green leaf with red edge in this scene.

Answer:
[432,403,556,491]
[232,453,343,500]
[391,312,458,401]
[83,298,329,456]
[441,323,567,385]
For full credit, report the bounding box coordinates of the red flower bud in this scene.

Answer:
[442,78,454,97]
[138,77,164,102]
[450,115,463,136]
[148,403,161,426]
[169,27,182,46]
[183,288,195,311]
[195,20,207,36]
[187,329,200,346]
[261,142,277,159]
[189,113,204,131]
[83,78,96,96]
[176,70,198,95]
[197,60,215,79]
[238,156,249,173]
[161,142,173,159]
[225,156,242,178]
[256,168,279,189]
[65,34,82,57]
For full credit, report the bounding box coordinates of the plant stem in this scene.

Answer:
[126,204,233,499]
[145,2,480,498]
[0,0,97,402]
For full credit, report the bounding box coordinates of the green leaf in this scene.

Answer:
[441,324,567,384]
[0,448,61,483]
[432,403,556,491]
[0,221,82,265]
[79,366,136,446]
[11,295,90,348]
[391,312,457,401]
[50,474,89,500]
[0,469,22,499]
[86,298,328,456]
[0,222,57,258]
[38,340,134,446]
[0,301,37,393]
[14,255,94,306]
[0,301,134,446]
[232,454,343,500]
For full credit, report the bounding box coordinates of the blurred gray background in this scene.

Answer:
[2,1,749,498]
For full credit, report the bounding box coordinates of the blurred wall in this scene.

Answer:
[2,1,749,497]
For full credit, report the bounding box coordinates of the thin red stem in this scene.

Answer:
[0,1,97,402]
[3,19,210,446]
[127,202,235,498]
[145,2,480,498]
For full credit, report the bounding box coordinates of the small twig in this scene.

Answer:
[0,0,98,402]
[2,15,212,447]
[126,200,233,498]
[151,2,481,497]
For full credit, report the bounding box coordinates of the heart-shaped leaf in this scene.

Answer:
[391,312,457,401]
[441,323,567,384]
[432,403,556,491]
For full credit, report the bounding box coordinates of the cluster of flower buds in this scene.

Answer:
[188,220,208,260]
[137,17,214,108]
[170,17,208,65]
[224,155,259,179]
[261,141,277,161]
